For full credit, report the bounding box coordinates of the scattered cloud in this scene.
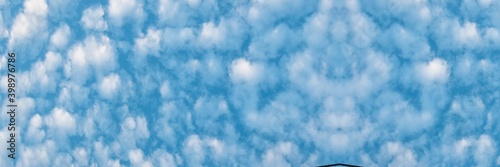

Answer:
[1,0,498,166]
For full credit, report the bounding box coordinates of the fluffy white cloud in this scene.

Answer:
[108,0,145,26]
[448,134,497,166]
[57,81,90,111]
[381,142,418,167]
[81,6,108,31]
[199,21,224,45]
[134,28,161,57]
[44,107,76,141]
[117,116,150,152]
[182,134,227,166]
[158,0,188,27]
[157,0,218,27]
[248,24,300,60]
[29,52,62,94]
[454,21,480,47]
[93,141,122,167]
[26,114,45,143]
[50,23,71,49]
[416,58,449,85]
[150,149,177,167]
[378,24,431,60]
[230,58,263,85]
[66,35,116,84]
[474,135,496,166]
[154,102,182,146]
[159,80,171,99]
[18,140,56,167]
[129,149,153,167]
[244,91,302,135]
[72,147,89,167]
[99,73,121,100]
[262,142,300,167]
[183,134,205,166]
[376,91,435,136]
[198,18,246,50]
[8,0,48,61]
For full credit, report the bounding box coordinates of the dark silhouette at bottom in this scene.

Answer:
[317,163,362,167]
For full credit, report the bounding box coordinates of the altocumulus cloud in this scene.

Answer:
[0,0,498,166]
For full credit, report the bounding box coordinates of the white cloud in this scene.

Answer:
[183,134,205,166]
[117,116,150,152]
[66,35,116,84]
[24,0,48,16]
[181,134,230,165]
[0,128,14,165]
[93,141,122,167]
[383,142,418,167]
[134,28,161,57]
[57,81,90,110]
[157,0,218,27]
[158,0,187,27]
[416,58,449,85]
[303,98,374,155]
[8,0,48,61]
[81,6,108,31]
[50,23,71,49]
[230,58,263,85]
[4,97,36,127]
[378,24,431,60]
[244,91,302,135]
[160,80,171,99]
[449,135,497,165]
[154,102,181,145]
[72,147,89,167]
[129,149,153,167]
[108,0,145,26]
[44,107,76,141]
[186,0,200,7]
[287,52,332,99]
[454,21,480,47]
[1,0,498,166]
[303,12,331,50]
[376,91,435,136]
[262,142,300,167]
[484,28,500,47]
[150,149,177,167]
[478,0,493,7]
[200,54,225,84]
[26,114,45,143]
[29,52,62,94]
[98,73,121,100]
[198,18,246,50]
[474,135,496,166]
[18,140,56,167]
[199,21,224,46]
[453,137,473,159]
[248,24,299,60]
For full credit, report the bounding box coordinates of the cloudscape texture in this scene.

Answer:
[0,0,499,166]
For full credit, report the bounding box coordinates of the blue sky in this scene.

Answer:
[0,0,499,166]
